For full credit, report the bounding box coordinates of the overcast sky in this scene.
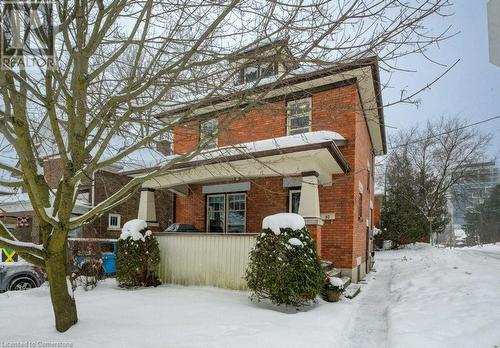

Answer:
[381,0,500,159]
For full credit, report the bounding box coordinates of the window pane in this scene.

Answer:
[207,211,225,232]
[290,116,309,128]
[227,211,245,233]
[260,63,275,78]
[207,195,225,232]
[289,127,308,135]
[227,194,245,233]
[244,66,258,82]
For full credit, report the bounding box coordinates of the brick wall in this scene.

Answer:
[374,195,382,228]
[82,170,173,238]
[172,82,378,270]
[175,177,287,232]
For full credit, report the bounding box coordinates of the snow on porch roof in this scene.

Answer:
[121,131,349,175]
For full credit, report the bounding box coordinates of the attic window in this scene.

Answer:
[241,62,278,84]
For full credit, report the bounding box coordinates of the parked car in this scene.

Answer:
[0,262,46,292]
[164,223,199,233]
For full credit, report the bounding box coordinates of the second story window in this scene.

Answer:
[200,118,218,149]
[287,97,312,135]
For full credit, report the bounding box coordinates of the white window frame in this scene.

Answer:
[206,193,247,233]
[286,97,312,135]
[108,213,121,230]
[200,118,218,149]
[227,193,247,233]
[288,189,301,214]
[206,194,225,233]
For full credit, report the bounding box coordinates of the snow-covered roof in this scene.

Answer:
[0,191,91,213]
[121,131,346,174]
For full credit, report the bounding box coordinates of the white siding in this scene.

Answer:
[156,233,257,290]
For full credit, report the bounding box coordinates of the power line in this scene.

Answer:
[387,115,500,151]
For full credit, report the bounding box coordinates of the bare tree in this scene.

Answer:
[383,117,491,246]
[0,0,451,332]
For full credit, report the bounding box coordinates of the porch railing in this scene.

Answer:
[155,232,257,290]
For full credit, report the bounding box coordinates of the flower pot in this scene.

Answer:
[323,288,342,302]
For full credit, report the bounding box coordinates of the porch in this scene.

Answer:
[134,131,350,240]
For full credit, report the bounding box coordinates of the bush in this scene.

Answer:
[116,220,161,288]
[245,225,324,307]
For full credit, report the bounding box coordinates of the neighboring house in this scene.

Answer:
[127,41,387,282]
[0,155,173,244]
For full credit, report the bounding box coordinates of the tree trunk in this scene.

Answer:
[45,246,78,332]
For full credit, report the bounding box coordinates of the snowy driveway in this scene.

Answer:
[0,244,499,348]
[344,244,500,348]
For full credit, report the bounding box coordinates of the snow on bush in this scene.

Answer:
[246,218,323,308]
[262,213,305,235]
[116,220,161,288]
[288,238,303,247]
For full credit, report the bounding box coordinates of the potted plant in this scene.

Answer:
[322,275,344,302]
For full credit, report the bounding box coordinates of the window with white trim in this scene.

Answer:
[200,118,218,149]
[206,193,246,233]
[108,214,121,229]
[287,97,312,135]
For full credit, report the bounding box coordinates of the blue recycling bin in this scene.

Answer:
[101,251,116,275]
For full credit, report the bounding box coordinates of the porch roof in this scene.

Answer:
[128,131,350,189]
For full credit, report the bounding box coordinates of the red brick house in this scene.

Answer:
[127,44,387,282]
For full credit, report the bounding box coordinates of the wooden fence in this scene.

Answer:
[155,233,257,290]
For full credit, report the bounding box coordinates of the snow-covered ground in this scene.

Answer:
[1,243,499,347]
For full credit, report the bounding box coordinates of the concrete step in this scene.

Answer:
[341,276,351,288]
[325,268,342,278]
[321,260,334,272]
[344,283,361,299]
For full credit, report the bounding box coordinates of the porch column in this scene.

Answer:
[298,171,324,256]
[138,188,159,229]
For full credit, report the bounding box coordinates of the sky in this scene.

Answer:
[380,0,500,159]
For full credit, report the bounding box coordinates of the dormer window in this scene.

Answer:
[233,39,297,85]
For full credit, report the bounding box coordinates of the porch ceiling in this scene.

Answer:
[139,140,349,189]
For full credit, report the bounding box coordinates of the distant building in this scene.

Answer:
[448,161,500,228]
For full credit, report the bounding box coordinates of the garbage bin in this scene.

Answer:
[101,252,116,275]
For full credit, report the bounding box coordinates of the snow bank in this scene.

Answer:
[119,219,148,241]
[262,213,305,235]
